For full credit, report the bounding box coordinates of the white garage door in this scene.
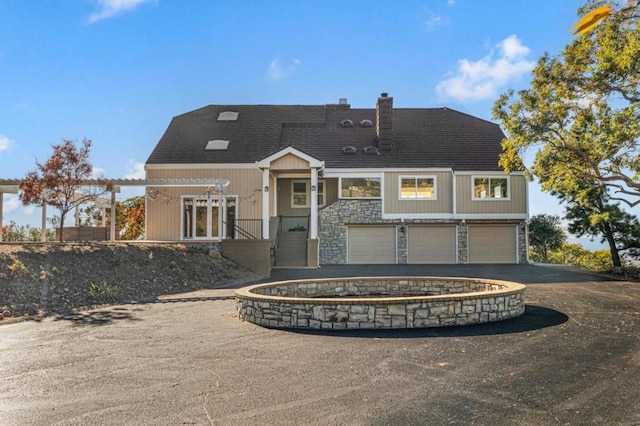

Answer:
[468,225,517,264]
[408,226,456,264]
[348,226,396,264]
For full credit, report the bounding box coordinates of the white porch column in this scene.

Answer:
[310,168,318,239]
[262,168,270,239]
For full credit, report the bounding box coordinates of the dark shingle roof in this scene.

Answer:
[146,104,506,171]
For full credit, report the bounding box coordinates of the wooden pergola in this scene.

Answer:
[0,178,229,242]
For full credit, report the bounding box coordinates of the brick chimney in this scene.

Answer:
[376,92,393,151]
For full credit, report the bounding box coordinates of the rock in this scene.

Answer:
[3,310,12,318]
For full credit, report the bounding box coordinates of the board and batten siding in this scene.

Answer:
[270,154,310,170]
[456,174,527,215]
[146,167,263,241]
[383,171,453,215]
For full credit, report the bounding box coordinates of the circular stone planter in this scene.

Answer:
[235,276,526,330]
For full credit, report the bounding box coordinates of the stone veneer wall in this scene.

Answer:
[518,222,528,263]
[235,277,526,330]
[319,200,384,264]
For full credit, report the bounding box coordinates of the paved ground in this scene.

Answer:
[1,264,639,425]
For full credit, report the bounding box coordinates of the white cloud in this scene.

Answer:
[0,134,14,152]
[423,14,445,32]
[88,0,154,24]
[90,166,106,179]
[436,35,535,102]
[2,194,20,214]
[267,58,300,81]
[124,160,145,179]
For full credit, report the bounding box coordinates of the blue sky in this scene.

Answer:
[1,0,603,242]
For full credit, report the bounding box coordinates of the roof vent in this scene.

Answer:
[340,119,354,127]
[342,146,357,154]
[206,140,230,150]
[217,111,238,121]
[360,119,373,128]
[363,145,379,154]
[339,98,348,105]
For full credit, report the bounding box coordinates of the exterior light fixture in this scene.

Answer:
[311,185,317,192]
[264,186,269,192]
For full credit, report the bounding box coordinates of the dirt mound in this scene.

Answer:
[0,242,263,320]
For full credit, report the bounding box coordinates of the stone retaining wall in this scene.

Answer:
[235,277,526,330]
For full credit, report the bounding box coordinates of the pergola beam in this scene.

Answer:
[0,178,230,242]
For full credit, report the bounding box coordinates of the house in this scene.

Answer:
[145,93,528,272]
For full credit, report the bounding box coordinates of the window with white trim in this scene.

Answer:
[399,176,436,199]
[473,176,509,199]
[182,197,220,239]
[340,177,381,198]
[291,180,325,208]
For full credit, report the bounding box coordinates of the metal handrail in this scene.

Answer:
[222,219,262,240]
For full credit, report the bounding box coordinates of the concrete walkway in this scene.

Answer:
[1,265,638,425]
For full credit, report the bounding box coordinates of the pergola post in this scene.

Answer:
[0,185,20,242]
[0,192,4,242]
[109,185,120,241]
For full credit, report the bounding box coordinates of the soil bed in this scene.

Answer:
[0,242,263,321]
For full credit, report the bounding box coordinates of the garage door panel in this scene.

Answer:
[468,225,516,264]
[348,226,396,264]
[408,226,456,264]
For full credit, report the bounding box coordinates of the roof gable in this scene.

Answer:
[257,146,323,168]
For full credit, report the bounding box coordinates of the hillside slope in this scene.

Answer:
[0,243,263,320]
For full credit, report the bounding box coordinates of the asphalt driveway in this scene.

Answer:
[1,264,639,425]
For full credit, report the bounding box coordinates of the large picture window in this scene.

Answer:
[340,177,381,198]
[473,177,509,199]
[399,176,436,199]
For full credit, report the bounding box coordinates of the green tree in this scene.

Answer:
[19,139,105,242]
[545,243,614,271]
[493,0,640,207]
[565,194,640,266]
[528,214,566,263]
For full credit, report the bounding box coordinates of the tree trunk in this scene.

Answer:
[59,212,65,243]
[603,221,622,267]
[542,246,548,263]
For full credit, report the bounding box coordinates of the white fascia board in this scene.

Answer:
[323,169,384,178]
[145,163,257,170]
[383,167,453,173]
[324,168,453,177]
[454,170,525,176]
[256,146,323,168]
[454,213,528,220]
[382,213,455,220]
